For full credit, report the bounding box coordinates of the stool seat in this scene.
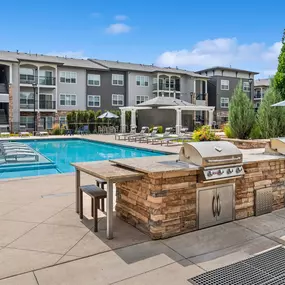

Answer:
[95,178,107,184]
[80,185,107,198]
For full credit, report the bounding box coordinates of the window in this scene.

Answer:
[59,116,67,126]
[59,71,77,84]
[220,97,229,108]
[221,80,229,90]
[112,94,124,106]
[243,82,250,92]
[20,68,35,75]
[112,74,124,86]
[88,95,101,107]
[136,95,149,104]
[59,94,77,106]
[136,76,149,87]
[45,117,54,129]
[87,74,100,86]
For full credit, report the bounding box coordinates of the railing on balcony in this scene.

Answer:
[153,83,180,91]
[196,93,207,100]
[39,76,56,86]
[20,74,37,84]
[254,93,264,100]
[39,100,56,110]
[20,99,38,109]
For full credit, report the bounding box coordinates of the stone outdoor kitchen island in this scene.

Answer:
[111,145,285,240]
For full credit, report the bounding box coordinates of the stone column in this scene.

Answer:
[131,109,137,130]
[121,110,126,133]
[176,109,182,134]
[208,109,214,127]
[36,112,41,130]
[8,84,13,132]
[54,112,59,125]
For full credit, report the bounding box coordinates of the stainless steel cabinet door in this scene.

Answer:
[198,188,217,229]
[216,185,234,224]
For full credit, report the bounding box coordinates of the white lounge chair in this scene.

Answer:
[115,127,138,140]
[146,127,174,144]
[0,132,10,138]
[4,152,39,162]
[127,127,150,142]
[19,131,30,137]
[137,127,159,143]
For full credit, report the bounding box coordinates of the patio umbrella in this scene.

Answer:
[98,111,119,127]
[98,111,119,119]
[271,100,285,107]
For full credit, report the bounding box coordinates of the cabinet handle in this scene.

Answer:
[212,195,216,217]
[217,194,221,216]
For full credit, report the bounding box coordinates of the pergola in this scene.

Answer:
[119,101,215,134]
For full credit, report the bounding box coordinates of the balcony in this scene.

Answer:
[20,99,37,110]
[39,76,56,86]
[254,93,264,100]
[20,74,37,84]
[153,83,180,92]
[39,100,56,110]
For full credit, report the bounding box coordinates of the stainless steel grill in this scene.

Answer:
[179,141,244,181]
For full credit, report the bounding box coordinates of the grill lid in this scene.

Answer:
[179,141,243,167]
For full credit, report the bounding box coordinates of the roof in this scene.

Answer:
[254,78,270,87]
[91,59,208,78]
[137,96,194,107]
[0,51,108,70]
[196,66,259,75]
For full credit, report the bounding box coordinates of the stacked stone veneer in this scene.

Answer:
[116,157,285,240]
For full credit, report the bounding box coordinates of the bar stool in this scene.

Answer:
[79,184,107,232]
[95,178,107,211]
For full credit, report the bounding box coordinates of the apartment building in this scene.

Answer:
[0,51,107,131]
[0,50,210,132]
[254,78,270,109]
[197,67,259,125]
[91,59,209,124]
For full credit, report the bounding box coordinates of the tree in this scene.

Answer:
[88,110,96,133]
[257,85,285,138]
[274,29,285,99]
[228,81,255,139]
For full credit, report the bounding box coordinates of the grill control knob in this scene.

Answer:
[236,167,242,174]
[227,168,233,174]
[217,169,224,175]
[207,170,213,177]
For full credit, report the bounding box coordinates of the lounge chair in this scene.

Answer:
[19,131,30,137]
[4,152,39,162]
[0,132,10,138]
[115,127,137,140]
[146,127,174,144]
[136,127,159,143]
[161,131,192,146]
[78,125,89,135]
[36,125,49,136]
[127,127,150,142]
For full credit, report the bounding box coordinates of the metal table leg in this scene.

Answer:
[106,181,113,239]
[75,169,80,213]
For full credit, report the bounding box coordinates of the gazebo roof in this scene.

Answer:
[137,96,194,107]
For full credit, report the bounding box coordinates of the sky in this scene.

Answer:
[1,0,284,78]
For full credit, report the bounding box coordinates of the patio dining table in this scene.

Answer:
[71,161,143,239]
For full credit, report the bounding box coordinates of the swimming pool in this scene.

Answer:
[0,139,166,179]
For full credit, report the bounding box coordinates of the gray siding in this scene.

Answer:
[86,70,126,111]
[57,67,86,111]
[180,76,194,102]
[127,71,154,106]
[214,76,254,111]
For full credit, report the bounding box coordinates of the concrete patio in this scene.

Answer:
[0,172,285,285]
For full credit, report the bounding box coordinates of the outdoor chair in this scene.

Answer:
[146,127,174,144]
[127,126,150,142]
[78,125,89,135]
[98,126,103,134]
[115,127,137,140]
[136,127,158,142]
[79,184,107,232]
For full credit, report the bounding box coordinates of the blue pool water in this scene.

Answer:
[0,139,165,179]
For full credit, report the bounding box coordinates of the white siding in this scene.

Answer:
[223,70,236,77]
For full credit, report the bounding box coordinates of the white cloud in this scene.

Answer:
[156,38,282,77]
[114,15,128,21]
[47,51,87,59]
[105,23,131,34]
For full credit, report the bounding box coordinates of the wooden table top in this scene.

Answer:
[71,161,144,182]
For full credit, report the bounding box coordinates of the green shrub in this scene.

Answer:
[229,81,255,139]
[249,124,262,139]
[192,125,220,141]
[223,124,234,138]
[150,126,163,133]
[51,125,64,135]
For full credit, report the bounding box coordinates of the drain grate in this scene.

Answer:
[189,246,285,285]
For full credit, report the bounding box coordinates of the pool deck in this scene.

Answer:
[0,135,285,284]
